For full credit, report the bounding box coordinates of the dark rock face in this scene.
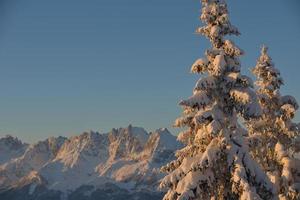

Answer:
[0,185,62,200]
[68,184,164,200]
[0,183,164,200]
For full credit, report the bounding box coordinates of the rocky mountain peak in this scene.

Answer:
[0,135,28,165]
[0,126,182,200]
[0,135,26,151]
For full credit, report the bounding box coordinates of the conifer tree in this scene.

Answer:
[248,46,300,200]
[160,0,276,199]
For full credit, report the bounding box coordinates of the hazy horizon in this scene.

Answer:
[0,0,300,143]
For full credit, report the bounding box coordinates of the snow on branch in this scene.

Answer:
[192,106,223,135]
[228,137,275,199]
[274,143,296,188]
[206,120,222,135]
[225,73,254,88]
[243,101,262,119]
[224,40,244,56]
[194,76,216,91]
[163,139,224,199]
[281,95,299,110]
[176,169,214,200]
[177,130,193,144]
[191,58,208,74]
[211,53,226,76]
[191,138,222,171]
[230,88,253,104]
[174,115,194,128]
[179,91,211,109]
[238,75,254,88]
[193,110,214,126]
[280,104,296,119]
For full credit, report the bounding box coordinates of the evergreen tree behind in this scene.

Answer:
[248,46,300,200]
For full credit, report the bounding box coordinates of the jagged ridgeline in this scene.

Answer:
[160,0,277,199]
[0,126,182,200]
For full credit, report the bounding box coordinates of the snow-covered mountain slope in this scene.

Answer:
[0,125,182,200]
[0,135,28,165]
[0,136,66,188]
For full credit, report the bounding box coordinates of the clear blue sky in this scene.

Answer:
[0,0,299,143]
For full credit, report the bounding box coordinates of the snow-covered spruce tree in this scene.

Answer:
[159,0,276,199]
[248,46,300,200]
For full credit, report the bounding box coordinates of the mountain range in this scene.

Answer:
[0,125,182,200]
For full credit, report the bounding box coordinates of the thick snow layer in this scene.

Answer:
[194,76,216,91]
[179,91,211,108]
[281,95,299,110]
[212,54,226,75]
[224,40,243,56]
[281,104,296,118]
[230,88,252,104]
[191,58,208,74]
